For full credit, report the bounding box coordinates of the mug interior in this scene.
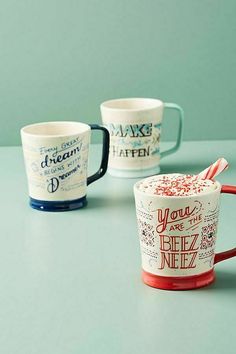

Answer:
[101,98,163,111]
[21,121,89,137]
[134,174,221,198]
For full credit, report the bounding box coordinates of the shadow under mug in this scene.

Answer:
[134,180,236,290]
[21,121,110,211]
[101,98,184,178]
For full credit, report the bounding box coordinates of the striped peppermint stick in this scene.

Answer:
[198,158,229,180]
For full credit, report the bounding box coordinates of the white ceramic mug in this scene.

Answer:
[134,175,236,290]
[21,121,109,211]
[101,98,184,178]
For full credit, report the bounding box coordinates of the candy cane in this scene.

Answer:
[198,158,229,180]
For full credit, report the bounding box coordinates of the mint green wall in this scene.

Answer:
[0,0,236,146]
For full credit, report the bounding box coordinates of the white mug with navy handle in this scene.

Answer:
[101,98,184,178]
[21,121,110,211]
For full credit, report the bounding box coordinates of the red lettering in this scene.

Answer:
[159,251,198,270]
[180,252,189,268]
[159,235,172,251]
[159,252,171,269]
[159,252,178,269]
[171,236,180,252]
[188,252,197,268]
[189,234,198,251]
[156,205,197,233]
[160,234,199,252]
[157,208,170,233]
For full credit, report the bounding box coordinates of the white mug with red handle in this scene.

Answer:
[134,176,236,290]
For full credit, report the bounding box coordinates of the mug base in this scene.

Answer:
[29,196,87,212]
[142,269,215,290]
[108,165,160,178]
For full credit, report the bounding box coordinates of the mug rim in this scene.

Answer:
[21,121,90,138]
[134,176,221,199]
[100,97,163,112]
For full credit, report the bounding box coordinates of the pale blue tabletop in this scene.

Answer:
[0,141,236,354]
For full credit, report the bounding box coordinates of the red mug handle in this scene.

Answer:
[214,185,236,264]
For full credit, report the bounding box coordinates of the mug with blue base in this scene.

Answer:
[21,121,109,211]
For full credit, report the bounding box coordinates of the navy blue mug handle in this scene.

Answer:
[87,124,110,185]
